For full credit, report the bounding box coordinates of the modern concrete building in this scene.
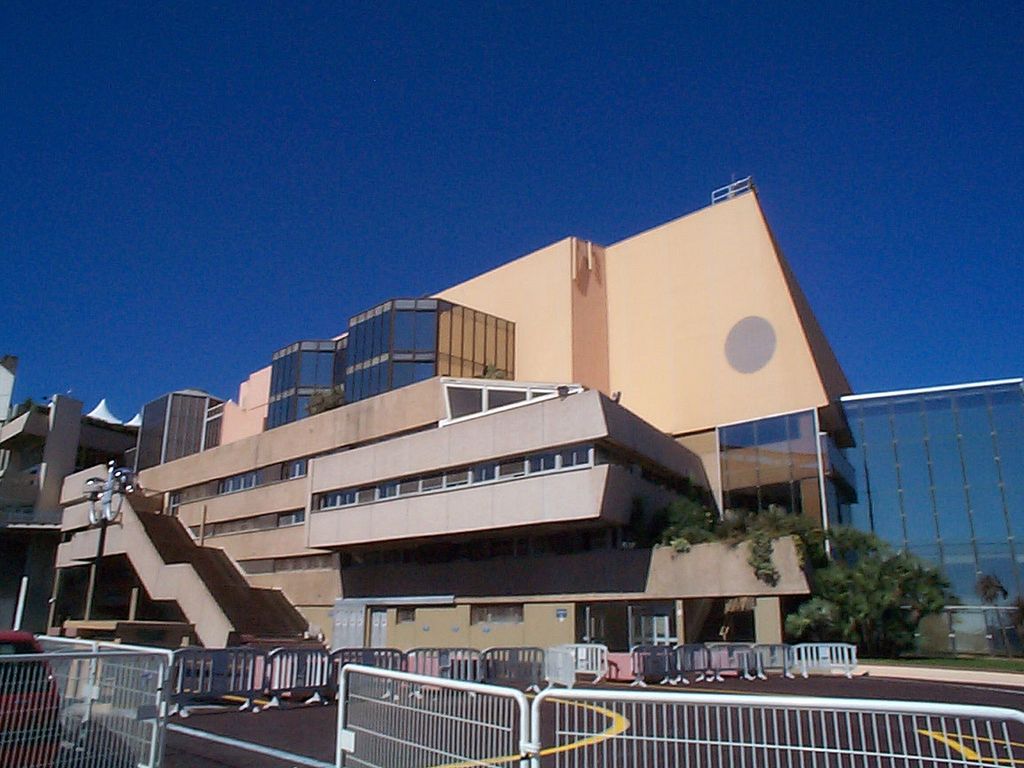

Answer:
[0,376,138,632]
[30,180,1022,653]
[53,178,979,651]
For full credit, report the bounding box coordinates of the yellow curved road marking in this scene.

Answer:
[430,699,630,768]
[918,730,1023,767]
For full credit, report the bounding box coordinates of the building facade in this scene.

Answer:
[0,385,137,632]
[50,180,896,650]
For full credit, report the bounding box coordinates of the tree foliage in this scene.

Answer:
[785,527,948,657]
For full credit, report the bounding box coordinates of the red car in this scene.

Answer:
[0,631,61,768]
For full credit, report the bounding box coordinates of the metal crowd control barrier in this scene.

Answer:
[406,647,482,682]
[556,643,608,683]
[677,643,715,682]
[529,687,1024,768]
[543,645,577,688]
[0,648,169,768]
[630,644,681,686]
[481,647,545,692]
[753,642,796,678]
[170,647,267,715]
[707,642,766,680]
[794,641,858,678]
[336,664,531,768]
[330,647,406,671]
[265,647,333,708]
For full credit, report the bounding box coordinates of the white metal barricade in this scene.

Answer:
[554,643,608,683]
[753,642,796,678]
[543,645,577,688]
[336,663,531,768]
[529,687,1024,768]
[0,649,170,768]
[265,647,333,707]
[406,647,482,682]
[793,641,858,678]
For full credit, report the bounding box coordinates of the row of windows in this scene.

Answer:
[316,444,594,510]
[239,553,336,575]
[394,604,524,625]
[217,458,308,495]
[187,509,305,538]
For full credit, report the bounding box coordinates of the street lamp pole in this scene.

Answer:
[82,461,135,622]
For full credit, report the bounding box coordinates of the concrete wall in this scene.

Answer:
[384,603,576,651]
[340,538,808,601]
[220,365,272,445]
[140,377,446,492]
[436,239,576,386]
[310,466,613,549]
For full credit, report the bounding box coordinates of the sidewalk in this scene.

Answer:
[859,663,1024,689]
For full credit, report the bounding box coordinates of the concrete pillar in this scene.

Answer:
[754,596,783,644]
[674,599,686,644]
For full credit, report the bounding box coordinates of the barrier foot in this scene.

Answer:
[303,692,325,705]
[629,678,646,687]
[758,672,768,681]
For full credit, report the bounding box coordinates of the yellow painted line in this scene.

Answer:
[222,694,272,707]
[919,730,985,761]
[918,729,1022,767]
[429,699,631,768]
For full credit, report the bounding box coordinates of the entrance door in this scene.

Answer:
[628,602,676,646]
[369,608,388,648]
[331,603,366,650]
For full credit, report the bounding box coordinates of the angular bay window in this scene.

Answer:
[719,410,823,520]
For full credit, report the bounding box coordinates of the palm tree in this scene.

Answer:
[976,574,1011,656]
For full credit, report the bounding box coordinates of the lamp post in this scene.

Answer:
[82,461,135,622]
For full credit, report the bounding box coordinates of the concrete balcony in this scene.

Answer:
[309,464,662,548]
[0,408,48,448]
[0,506,60,528]
[0,469,40,507]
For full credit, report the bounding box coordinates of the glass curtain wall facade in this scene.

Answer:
[842,381,1024,603]
[135,391,223,471]
[719,410,825,520]
[265,299,515,428]
[345,299,514,403]
[267,339,346,430]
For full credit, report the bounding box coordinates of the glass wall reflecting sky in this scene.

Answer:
[842,381,1024,603]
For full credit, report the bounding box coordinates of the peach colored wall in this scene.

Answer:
[604,192,842,436]
[220,365,271,445]
[570,240,611,393]
[383,603,576,651]
[435,239,575,384]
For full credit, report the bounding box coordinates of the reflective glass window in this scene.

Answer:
[414,310,437,352]
[489,390,526,409]
[530,453,557,473]
[394,311,416,351]
[449,387,483,419]
[473,463,496,483]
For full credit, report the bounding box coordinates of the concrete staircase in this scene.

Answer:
[57,491,306,646]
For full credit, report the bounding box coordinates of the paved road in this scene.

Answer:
[162,673,1024,767]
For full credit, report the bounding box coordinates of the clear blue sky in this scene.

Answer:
[2,2,1021,419]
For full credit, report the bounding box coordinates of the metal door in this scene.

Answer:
[331,602,366,650]
[369,608,388,648]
